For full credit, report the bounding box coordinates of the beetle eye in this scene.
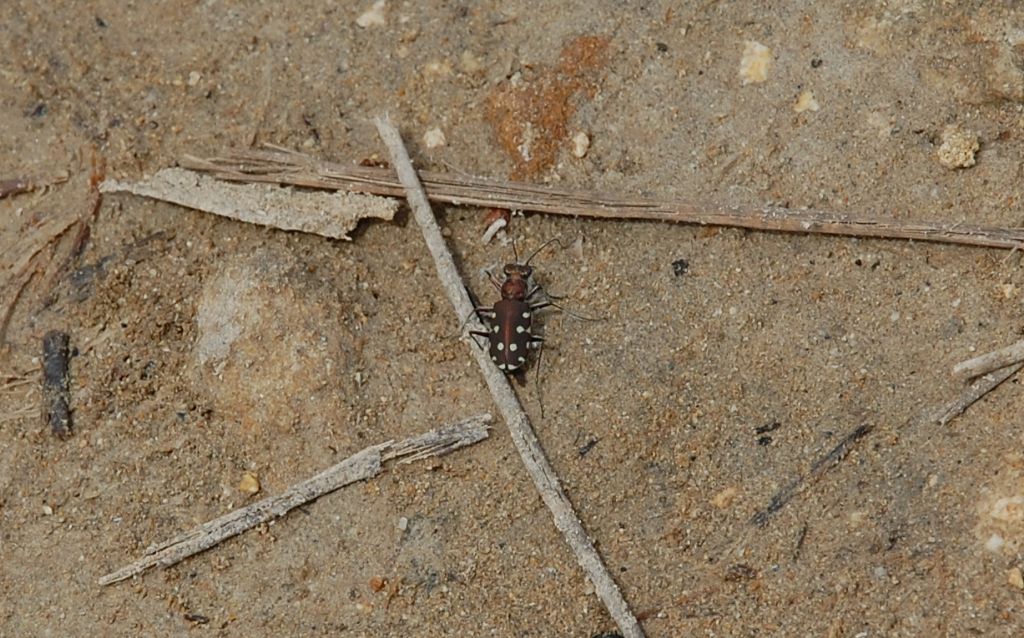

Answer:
[503,264,514,275]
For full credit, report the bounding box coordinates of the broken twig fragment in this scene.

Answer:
[953,339,1024,380]
[41,330,72,438]
[750,423,873,527]
[0,177,35,199]
[374,116,645,638]
[181,146,1024,250]
[100,167,397,240]
[98,414,491,586]
[935,363,1023,426]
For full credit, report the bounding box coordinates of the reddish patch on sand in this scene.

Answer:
[485,35,610,179]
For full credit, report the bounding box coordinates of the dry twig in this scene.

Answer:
[952,340,1024,380]
[41,330,72,438]
[935,363,1023,426]
[181,146,1024,250]
[100,167,397,240]
[374,116,645,638]
[748,361,1022,528]
[98,415,491,586]
[749,424,873,528]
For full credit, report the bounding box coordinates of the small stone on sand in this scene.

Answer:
[423,127,446,149]
[985,533,1006,553]
[571,131,591,158]
[1009,567,1024,590]
[238,471,261,495]
[990,495,1024,522]
[711,486,739,509]
[739,41,773,85]
[356,1,386,28]
[937,124,979,169]
[794,90,820,113]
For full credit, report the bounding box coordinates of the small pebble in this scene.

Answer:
[238,472,261,496]
[41,504,53,516]
[369,576,387,592]
[460,50,482,73]
[672,258,689,277]
[985,533,1006,553]
[187,71,202,87]
[990,496,1024,522]
[793,90,820,113]
[570,235,585,261]
[423,127,446,149]
[397,516,409,531]
[739,41,773,84]
[571,131,591,158]
[1008,567,1024,590]
[711,486,739,509]
[937,124,979,169]
[356,0,386,28]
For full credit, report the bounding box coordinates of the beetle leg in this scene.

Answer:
[486,270,503,291]
[468,330,490,349]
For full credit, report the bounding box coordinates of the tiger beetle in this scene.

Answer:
[469,238,563,375]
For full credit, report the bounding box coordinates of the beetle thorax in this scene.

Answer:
[500,275,529,301]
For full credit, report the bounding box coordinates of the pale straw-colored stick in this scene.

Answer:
[374,115,645,638]
[952,339,1024,380]
[99,415,491,586]
[935,363,1023,426]
[180,146,1024,251]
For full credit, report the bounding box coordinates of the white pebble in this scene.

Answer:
[397,516,409,531]
[739,41,773,84]
[356,0,387,28]
[937,124,979,169]
[423,127,446,149]
[571,131,590,158]
[985,533,1006,553]
[793,90,819,113]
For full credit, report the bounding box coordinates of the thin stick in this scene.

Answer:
[749,424,873,528]
[748,361,1023,528]
[935,363,1023,426]
[952,340,1024,380]
[374,116,645,638]
[181,146,1024,251]
[41,330,73,438]
[98,414,491,586]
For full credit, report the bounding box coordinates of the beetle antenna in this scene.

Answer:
[545,299,606,321]
[524,236,564,266]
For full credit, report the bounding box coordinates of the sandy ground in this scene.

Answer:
[3,1,1024,636]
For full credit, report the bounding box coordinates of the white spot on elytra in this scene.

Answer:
[497,342,504,351]
[516,325,526,334]
[491,355,497,362]
[522,311,531,319]
[518,356,526,363]
[493,325,499,333]
[509,343,518,352]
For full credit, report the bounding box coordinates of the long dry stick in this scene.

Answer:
[181,146,1024,250]
[934,363,1023,426]
[952,340,1024,380]
[98,415,491,585]
[374,117,645,638]
[747,362,1022,529]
